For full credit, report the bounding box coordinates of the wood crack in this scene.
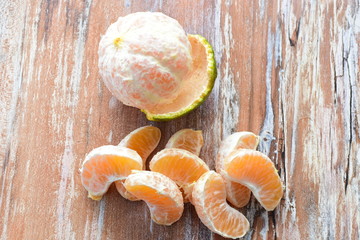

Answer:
[271,211,277,240]
[281,143,286,187]
[344,57,353,194]
[289,18,301,47]
[333,67,338,105]
[1,146,10,176]
[279,97,287,187]
[41,0,59,42]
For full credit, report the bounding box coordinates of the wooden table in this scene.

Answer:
[1,1,359,239]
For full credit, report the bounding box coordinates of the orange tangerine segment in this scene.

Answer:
[192,171,250,239]
[216,131,259,208]
[80,145,143,200]
[118,126,161,164]
[223,149,283,211]
[224,182,251,209]
[165,129,204,156]
[116,126,161,201]
[216,131,259,170]
[150,148,209,185]
[149,148,209,202]
[124,170,184,226]
[163,129,204,202]
[115,181,138,201]
[181,182,196,203]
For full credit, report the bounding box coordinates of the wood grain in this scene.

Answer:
[1,0,359,239]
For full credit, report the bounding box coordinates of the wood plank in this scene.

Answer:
[1,0,359,239]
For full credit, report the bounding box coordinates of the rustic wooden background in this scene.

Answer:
[1,0,359,239]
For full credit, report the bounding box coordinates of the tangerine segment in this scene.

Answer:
[223,149,283,211]
[181,182,196,203]
[223,182,251,208]
[116,126,160,201]
[192,171,250,239]
[149,148,209,203]
[115,181,138,201]
[118,126,161,164]
[216,132,259,208]
[149,148,209,186]
[216,131,259,171]
[80,146,143,200]
[124,171,184,225]
[165,129,204,156]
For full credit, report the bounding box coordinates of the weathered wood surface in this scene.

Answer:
[1,0,359,239]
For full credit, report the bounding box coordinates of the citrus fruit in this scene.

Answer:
[149,148,209,202]
[118,126,161,165]
[98,12,216,121]
[80,145,143,200]
[165,129,204,156]
[223,149,283,211]
[216,132,259,166]
[115,179,139,201]
[115,126,161,200]
[98,12,191,110]
[143,34,216,121]
[216,132,259,208]
[192,171,250,239]
[124,170,184,225]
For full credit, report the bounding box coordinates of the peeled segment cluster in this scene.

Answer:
[98,12,192,111]
[80,126,284,238]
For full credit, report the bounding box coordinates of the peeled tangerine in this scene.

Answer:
[124,171,184,225]
[98,12,216,121]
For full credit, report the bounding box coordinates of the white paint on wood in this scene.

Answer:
[51,38,67,135]
[0,1,30,239]
[277,1,360,239]
[107,130,113,143]
[258,0,265,20]
[286,35,300,180]
[340,4,360,238]
[0,169,14,240]
[0,0,27,170]
[56,119,76,240]
[89,200,106,240]
[83,215,90,240]
[96,200,106,240]
[124,0,131,8]
[55,1,93,239]
[211,0,223,140]
[277,2,301,239]
[259,22,275,157]
[259,211,269,239]
[220,3,239,139]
